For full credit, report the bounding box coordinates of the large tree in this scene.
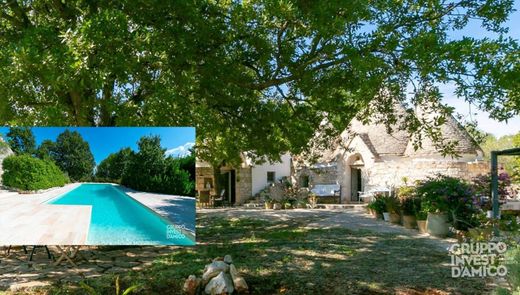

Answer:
[0,1,519,164]
[6,127,36,155]
[52,130,95,181]
[35,139,56,160]
[95,147,132,182]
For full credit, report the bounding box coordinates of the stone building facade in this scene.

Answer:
[196,154,291,205]
[197,106,490,205]
[293,107,489,203]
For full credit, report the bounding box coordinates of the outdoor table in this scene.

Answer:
[53,246,87,267]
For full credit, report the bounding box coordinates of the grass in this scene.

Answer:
[23,214,488,294]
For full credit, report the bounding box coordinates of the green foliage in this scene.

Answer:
[367,196,386,215]
[1,155,69,191]
[481,133,520,176]
[383,195,401,214]
[121,136,195,196]
[6,127,36,155]
[52,130,95,181]
[495,245,520,295]
[513,133,520,183]
[80,275,140,295]
[0,1,518,164]
[415,175,478,230]
[95,148,132,183]
[35,139,56,160]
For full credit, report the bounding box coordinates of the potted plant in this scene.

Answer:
[264,196,274,210]
[308,193,318,209]
[398,186,417,229]
[295,198,308,209]
[415,175,477,237]
[387,198,401,224]
[367,196,385,219]
[416,210,428,233]
[400,197,418,229]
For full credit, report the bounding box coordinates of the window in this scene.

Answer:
[267,171,276,183]
[301,175,310,188]
[203,178,213,189]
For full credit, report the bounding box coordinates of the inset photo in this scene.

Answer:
[0,127,195,246]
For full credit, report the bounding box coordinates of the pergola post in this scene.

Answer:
[490,151,499,219]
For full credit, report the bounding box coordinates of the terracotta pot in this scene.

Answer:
[389,212,401,224]
[273,203,282,210]
[402,215,417,229]
[265,203,274,210]
[427,212,449,237]
[383,212,390,222]
[417,220,427,233]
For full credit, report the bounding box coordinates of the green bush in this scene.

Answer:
[367,194,389,215]
[415,174,479,230]
[1,155,69,191]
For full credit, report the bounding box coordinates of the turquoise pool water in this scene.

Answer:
[47,184,195,246]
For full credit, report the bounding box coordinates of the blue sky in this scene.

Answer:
[441,0,520,137]
[0,127,195,164]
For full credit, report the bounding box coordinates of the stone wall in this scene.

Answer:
[235,167,252,205]
[363,158,489,191]
[196,167,216,195]
[293,166,339,187]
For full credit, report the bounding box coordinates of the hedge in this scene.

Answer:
[2,155,69,191]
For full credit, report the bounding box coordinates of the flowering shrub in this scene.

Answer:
[472,172,514,200]
[415,175,479,230]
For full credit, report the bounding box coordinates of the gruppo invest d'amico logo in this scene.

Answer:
[449,241,508,278]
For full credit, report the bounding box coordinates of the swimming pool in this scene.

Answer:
[46,184,195,245]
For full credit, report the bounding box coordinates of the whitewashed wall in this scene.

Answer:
[251,153,292,196]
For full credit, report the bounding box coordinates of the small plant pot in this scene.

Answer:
[265,203,274,210]
[426,212,449,238]
[382,212,390,222]
[389,213,401,224]
[273,203,282,210]
[402,215,417,229]
[417,220,427,233]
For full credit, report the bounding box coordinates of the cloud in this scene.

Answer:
[165,142,195,157]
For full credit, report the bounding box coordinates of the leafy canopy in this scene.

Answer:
[6,127,36,155]
[0,1,519,164]
[52,130,95,181]
[95,147,132,182]
[121,135,194,196]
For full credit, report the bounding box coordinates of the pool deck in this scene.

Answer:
[0,184,91,245]
[119,186,196,236]
[0,183,196,245]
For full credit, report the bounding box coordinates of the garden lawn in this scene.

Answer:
[32,214,487,295]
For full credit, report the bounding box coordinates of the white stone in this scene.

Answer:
[204,271,234,295]
[202,261,229,284]
[229,264,248,293]
[183,275,200,295]
[223,255,233,264]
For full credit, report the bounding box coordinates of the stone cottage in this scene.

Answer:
[196,153,292,205]
[196,106,489,205]
[293,106,488,203]
[0,136,14,184]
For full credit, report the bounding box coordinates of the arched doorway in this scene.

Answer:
[346,154,365,202]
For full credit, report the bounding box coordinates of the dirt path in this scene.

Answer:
[198,208,456,250]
